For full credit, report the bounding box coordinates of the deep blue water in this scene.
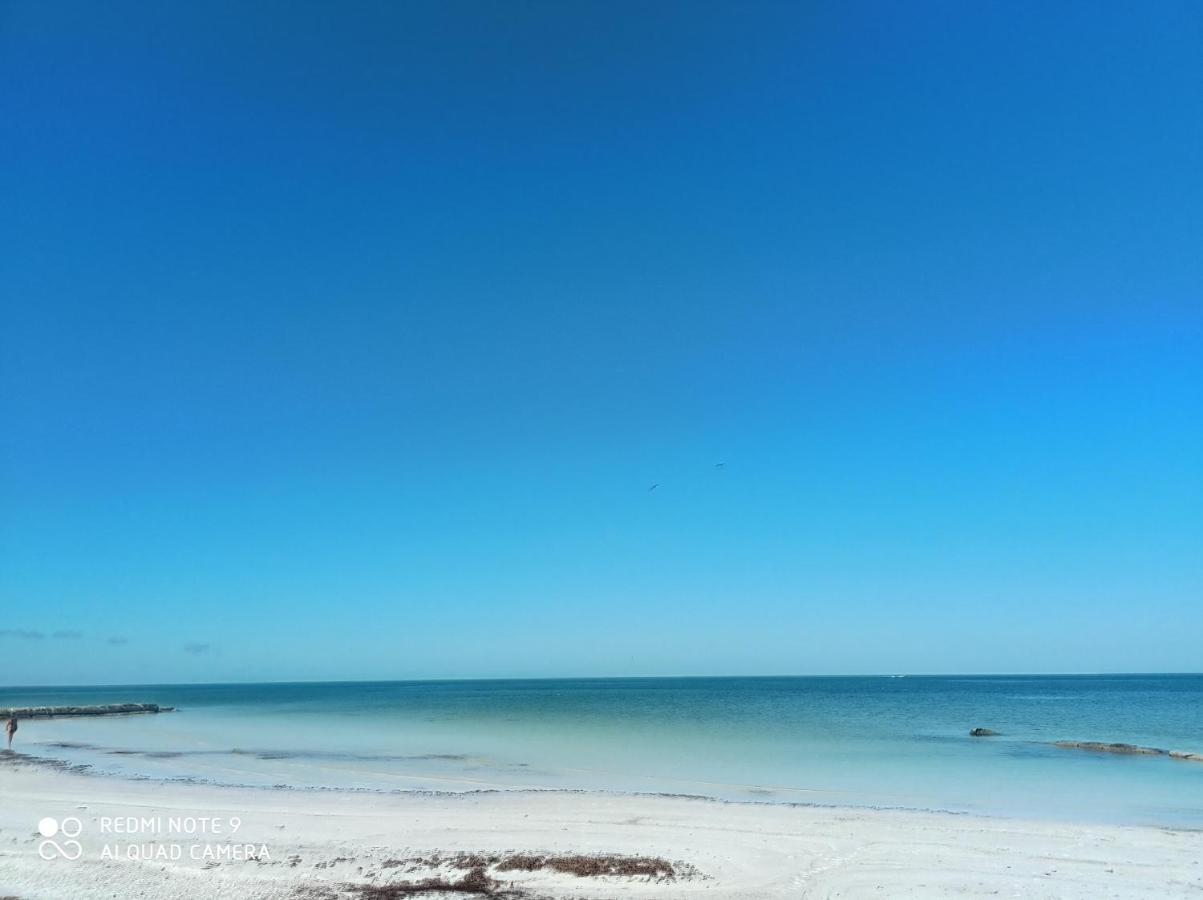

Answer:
[3,675,1201,826]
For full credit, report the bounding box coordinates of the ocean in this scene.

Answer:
[3,675,1201,827]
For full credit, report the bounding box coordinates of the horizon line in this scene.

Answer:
[4,671,1201,691]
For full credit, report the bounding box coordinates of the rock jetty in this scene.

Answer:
[1,703,173,719]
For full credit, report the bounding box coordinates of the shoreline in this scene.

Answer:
[4,746,981,816]
[3,744,1197,830]
[2,760,1201,899]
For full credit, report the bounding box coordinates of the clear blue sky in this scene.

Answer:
[2,1,1200,685]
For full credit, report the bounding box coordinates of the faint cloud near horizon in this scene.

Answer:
[2,629,86,640]
[183,642,211,654]
[106,636,129,645]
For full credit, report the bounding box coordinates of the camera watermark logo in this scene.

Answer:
[38,816,83,860]
[36,813,271,862]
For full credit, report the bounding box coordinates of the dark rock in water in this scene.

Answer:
[1169,750,1203,762]
[0,703,170,719]
[969,728,999,737]
[1053,741,1166,756]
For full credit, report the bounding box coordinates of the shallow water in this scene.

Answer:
[3,675,1201,826]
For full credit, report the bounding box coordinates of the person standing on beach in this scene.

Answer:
[5,716,16,749]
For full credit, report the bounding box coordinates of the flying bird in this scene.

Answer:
[648,483,659,492]
[715,462,725,468]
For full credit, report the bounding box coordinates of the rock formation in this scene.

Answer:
[1053,741,1166,755]
[1169,750,1203,762]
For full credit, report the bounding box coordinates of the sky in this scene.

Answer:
[1,1,1200,685]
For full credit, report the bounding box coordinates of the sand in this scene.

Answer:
[1,762,1200,899]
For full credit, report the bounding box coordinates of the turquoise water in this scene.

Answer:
[3,676,1201,826]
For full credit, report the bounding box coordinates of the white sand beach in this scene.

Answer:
[1,762,1200,899]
